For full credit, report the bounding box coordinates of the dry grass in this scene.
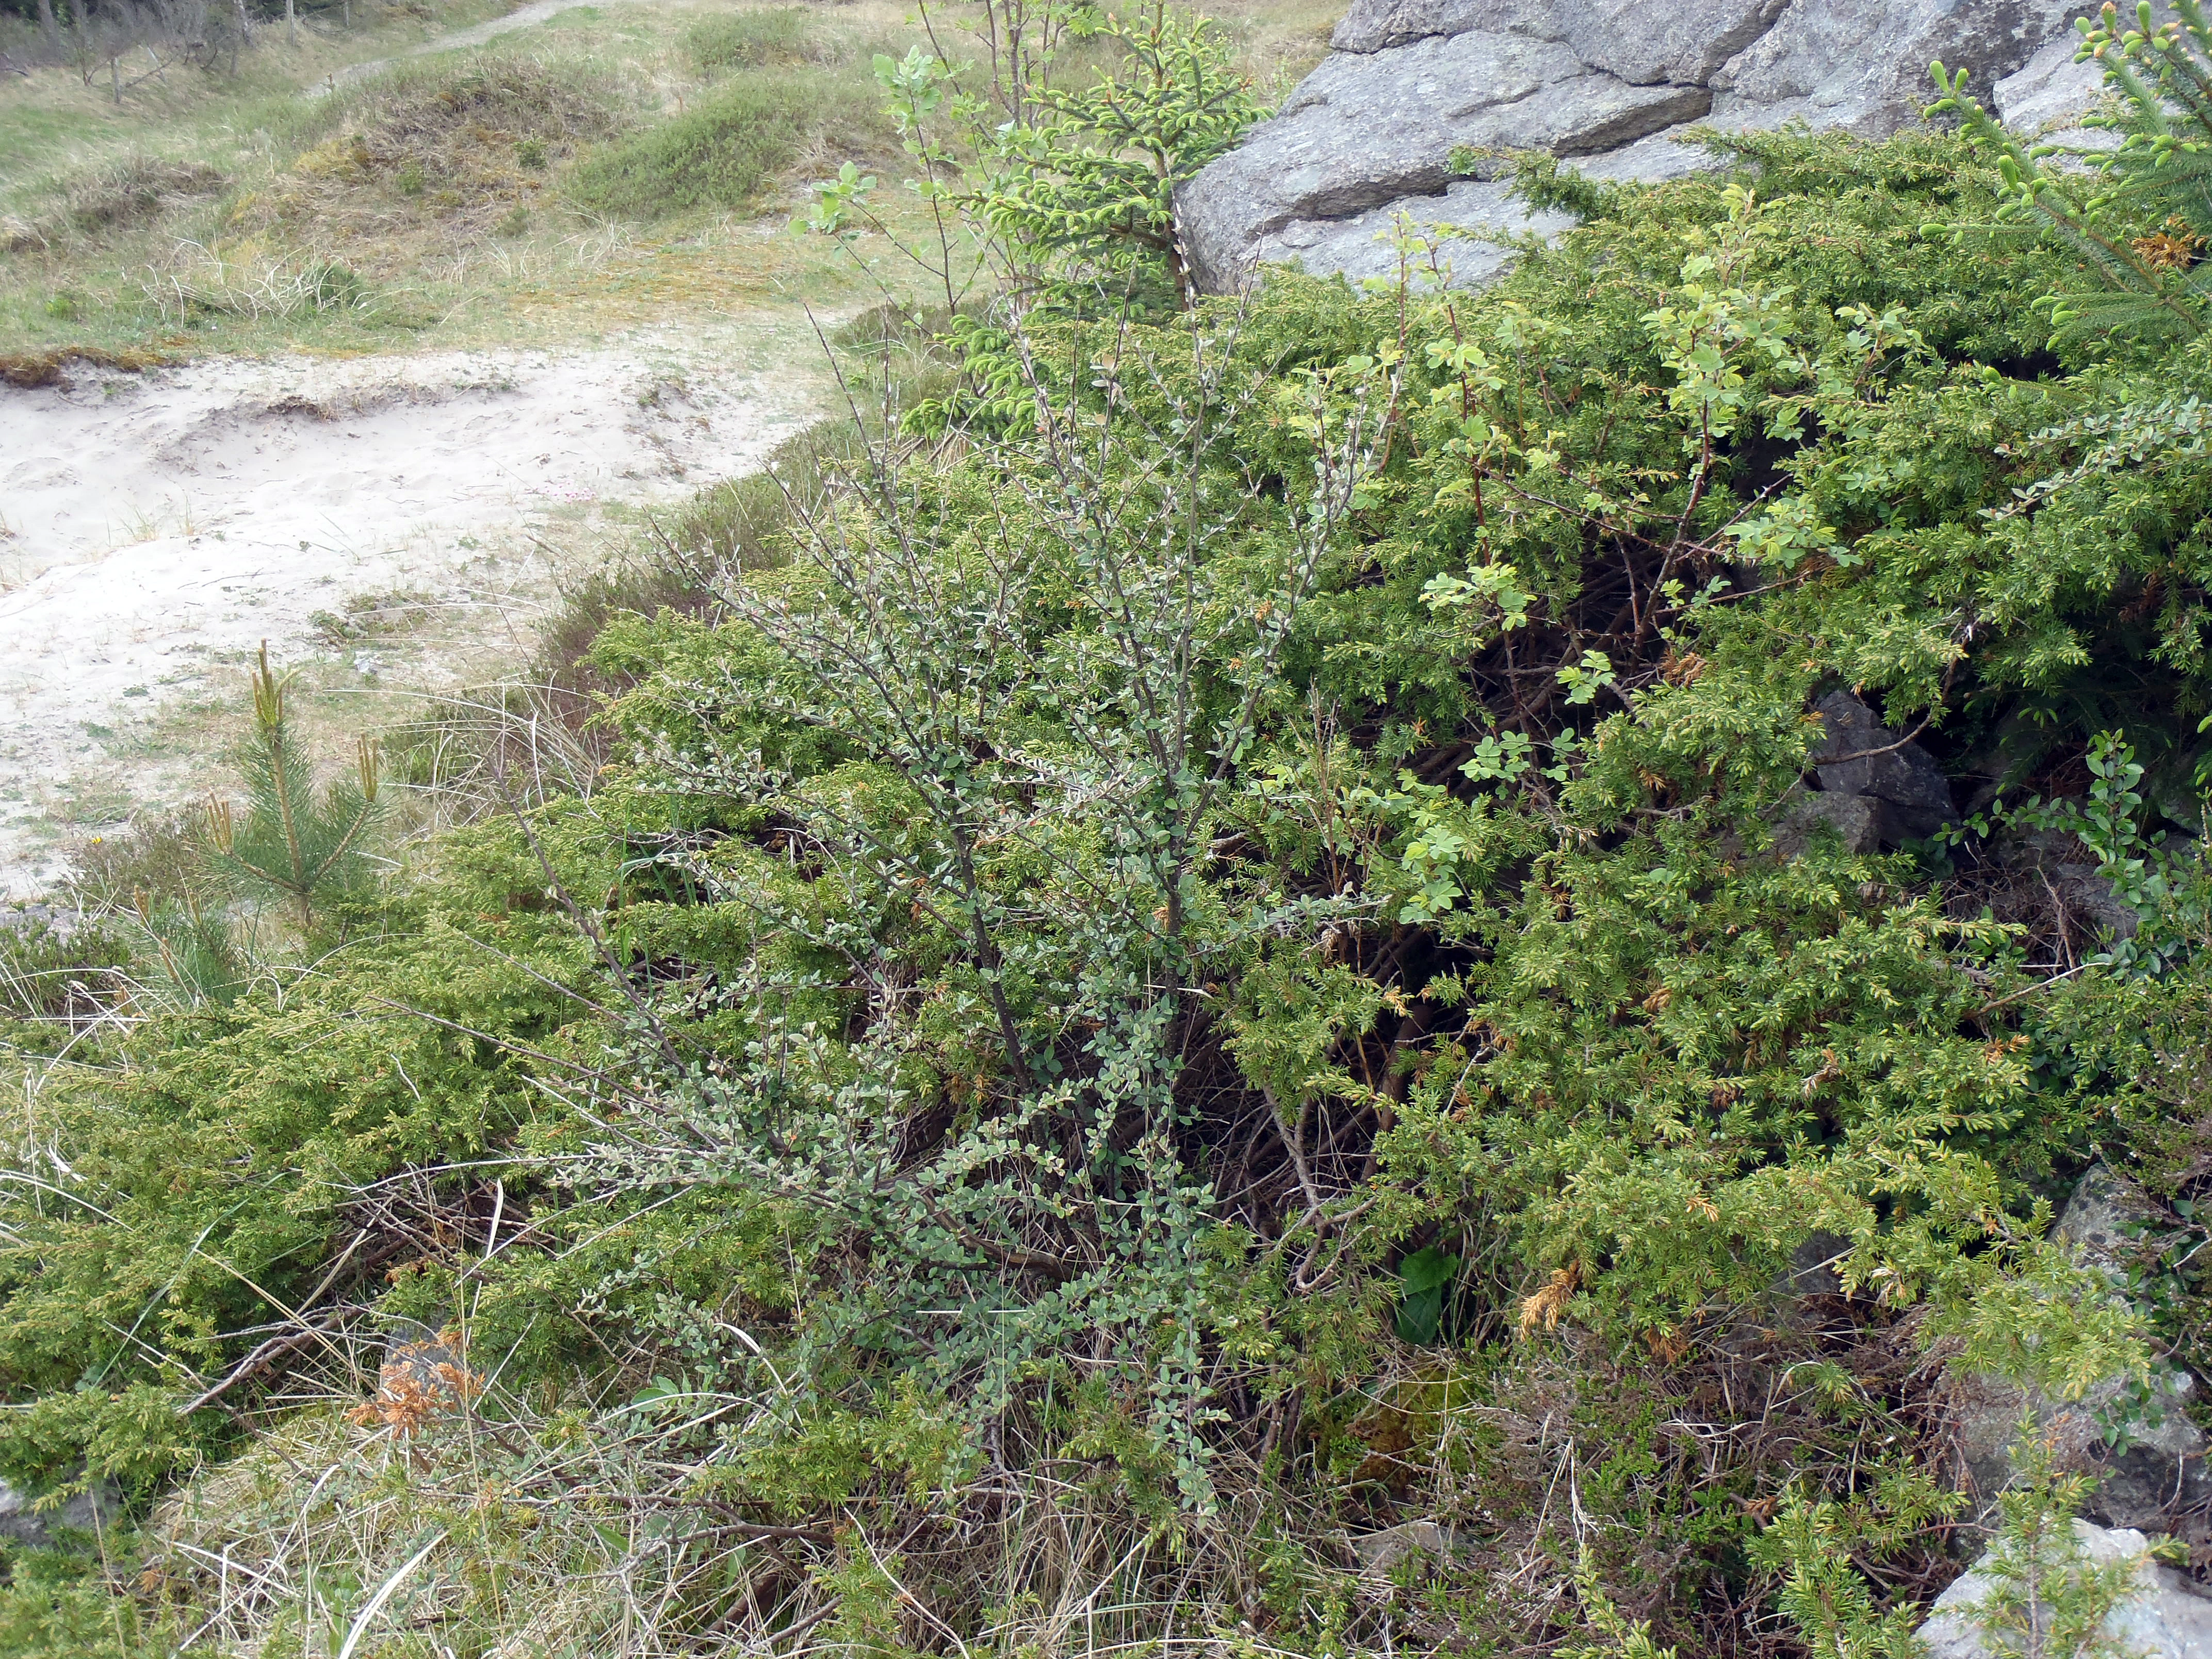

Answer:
[0,151,228,253]
[129,1314,1335,1659]
[1196,0,1341,99]
[377,682,608,835]
[111,1286,1965,1659]
[141,238,377,319]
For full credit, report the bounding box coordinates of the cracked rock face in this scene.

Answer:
[1178,0,2096,292]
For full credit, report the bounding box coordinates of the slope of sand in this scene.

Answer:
[0,338,811,897]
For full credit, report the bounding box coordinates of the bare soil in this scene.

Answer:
[0,333,816,895]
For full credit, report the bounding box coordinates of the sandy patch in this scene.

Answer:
[0,336,812,897]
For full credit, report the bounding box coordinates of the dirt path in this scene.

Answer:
[0,336,814,898]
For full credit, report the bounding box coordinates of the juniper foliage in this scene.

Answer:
[10,76,2212,1659]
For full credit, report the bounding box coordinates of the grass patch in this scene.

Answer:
[308,588,443,646]
[283,51,622,156]
[0,152,227,254]
[684,6,826,69]
[142,243,377,322]
[567,68,884,219]
[54,153,229,234]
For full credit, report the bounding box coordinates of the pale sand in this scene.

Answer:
[0,335,815,896]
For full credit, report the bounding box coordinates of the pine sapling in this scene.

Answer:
[1751,1469,1958,1659]
[1931,0,2212,344]
[203,644,384,927]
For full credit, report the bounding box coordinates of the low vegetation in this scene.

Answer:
[568,71,887,221]
[233,55,623,259]
[0,153,226,252]
[11,2,2212,1658]
[0,0,964,359]
[685,6,852,71]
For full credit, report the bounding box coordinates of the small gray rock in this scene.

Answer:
[2059,865,2145,941]
[2001,829,2142,942]
[2058,1163,2162,1280]
[0,1478,116,1550]
[1771,790,1896,859]
[1348,1520,1459,1571]
[2090,1384,2211,1533]
[1811,691,1959,840]
[1785,1228,1853,1298]
[1764,1227,1858,1333]
[1947,1164,2211,1534]
[1949,1368,2210,1534]
[1918,1521,2212,1659]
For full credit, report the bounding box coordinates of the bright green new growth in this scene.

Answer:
[201,644,382,926]
[1752,1467,1963,1658]
[1565,1548,1684,1659]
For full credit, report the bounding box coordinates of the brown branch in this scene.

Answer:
[916,1192,1087,1280]
[1812,720,1939,767]
[1361,999,1439,1183]
[181,1306,359,1416]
